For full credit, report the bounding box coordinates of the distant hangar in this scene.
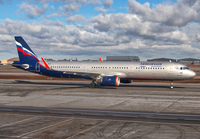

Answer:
[0,57,19,65]
[107,56,140,61]
[1,57,200,65]
[147,58,200,65]
[147,58,176,62]
[177,58,200,65]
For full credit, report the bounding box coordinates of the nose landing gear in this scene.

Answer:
[170,81,174,89]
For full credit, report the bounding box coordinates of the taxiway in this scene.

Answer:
[0,78,200,138]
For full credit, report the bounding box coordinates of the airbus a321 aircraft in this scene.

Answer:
[13,36,196,89]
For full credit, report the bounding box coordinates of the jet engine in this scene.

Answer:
[99,76,120,86]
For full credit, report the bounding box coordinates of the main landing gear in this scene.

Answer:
[89,80,96,88]
[170,81,174,89]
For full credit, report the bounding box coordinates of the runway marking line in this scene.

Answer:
[2,113,200,127]
[0,116,40,128]
[66,121,107,139]
[157,95,185,114]
[2,113,68,118]
[73,117,200,127]
[106,99,130,109]
[0,113,200,138]
[18,117,74,138]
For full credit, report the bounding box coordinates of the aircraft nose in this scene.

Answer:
[190,71,196,78]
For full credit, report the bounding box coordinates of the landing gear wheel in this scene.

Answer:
[89,83,96,88]
[170,81,174,89]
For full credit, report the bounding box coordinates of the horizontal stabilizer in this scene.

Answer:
[12,64,29,69]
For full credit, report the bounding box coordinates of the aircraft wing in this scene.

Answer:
[63,71,100,79]
[63,71,127,79]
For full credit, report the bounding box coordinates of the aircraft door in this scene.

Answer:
[168,64,175,78]
[36,62,40,72]
[168,65,175,73]
[128,66,134,76]
[83,64,87,72]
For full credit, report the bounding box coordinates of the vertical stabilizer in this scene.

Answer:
[15,36,39,62]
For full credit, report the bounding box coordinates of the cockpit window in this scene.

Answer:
[180,67,189,70]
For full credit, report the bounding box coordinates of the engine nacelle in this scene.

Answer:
[99,76,120,86]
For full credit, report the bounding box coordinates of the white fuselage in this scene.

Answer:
[46,61,196,80]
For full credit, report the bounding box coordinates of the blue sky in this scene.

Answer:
[0,0,200,61]
[0,0,175,22]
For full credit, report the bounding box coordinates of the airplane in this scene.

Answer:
[12,36,196,89]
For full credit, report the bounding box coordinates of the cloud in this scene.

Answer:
[91,13,179,41]
[0,34,13,42]
[0,0,12,4]
[61,3,82,16]
[18,2,46,19]
[1,0,200,60]
[95,6,107,16]
[67,15,87,23]
[17,0,88,19]
[104,0,113,9]
[94,0,113,15]
[88,0,102,6]
[1,18,50,39]
[2,13,199,60]
[128,0,199,27]
[57,0,87,16]
[90,13,200,59]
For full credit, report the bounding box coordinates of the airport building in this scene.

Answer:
[147,58,200,65]
[2,57,200,65]
[106,56,140,61]
[45,58,55,62]
[0,57,19,65]
[0,59,7,65]
[147,58,177,62]
[177,58,200,65]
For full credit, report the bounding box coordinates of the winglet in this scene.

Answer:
[41,57,50,69]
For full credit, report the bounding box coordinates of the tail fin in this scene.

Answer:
[99,58,103,61]
[15,36,39,62]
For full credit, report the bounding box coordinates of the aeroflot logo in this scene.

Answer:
[15,41,37,58]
